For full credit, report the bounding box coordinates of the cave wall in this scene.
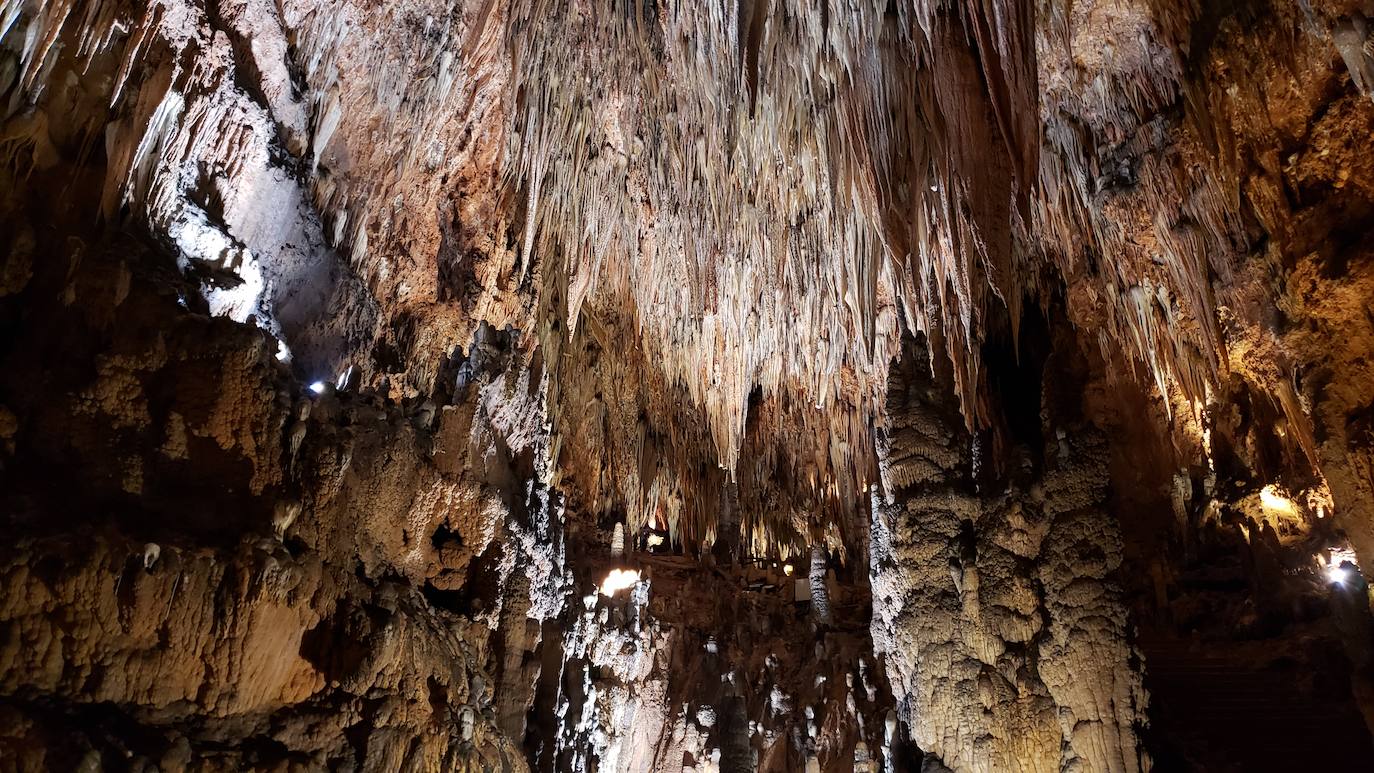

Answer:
[0,165,557,767]
[3,0,1374,770]
[544,547,894,773]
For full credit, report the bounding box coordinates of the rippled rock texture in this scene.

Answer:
[872,339,1146,772]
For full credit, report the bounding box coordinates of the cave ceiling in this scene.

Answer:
[10,0,1354,554]
[4,0,1374,769]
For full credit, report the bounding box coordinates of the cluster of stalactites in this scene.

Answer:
[502,0,1049,485]
[503,0,1374,526]
[13,0,1357,558]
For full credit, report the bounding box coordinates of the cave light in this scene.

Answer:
[1259,484,1299,517]
[1307,478,1335,519]
[308,381,327,394]
[600,568,640,597]
[1324,547,1361,585]
[783,563,794,576]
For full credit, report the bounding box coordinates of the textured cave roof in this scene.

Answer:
[5,0,1371,555]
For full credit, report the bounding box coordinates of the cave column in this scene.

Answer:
[870,345,1147,772]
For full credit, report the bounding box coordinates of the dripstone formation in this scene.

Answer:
[3,0,1374,770]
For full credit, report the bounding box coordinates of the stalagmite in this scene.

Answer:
[809,545,832,626]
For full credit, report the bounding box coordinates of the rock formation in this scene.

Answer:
[2,0,1374,769]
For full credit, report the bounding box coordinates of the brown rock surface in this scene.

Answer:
[4,0,1374,770]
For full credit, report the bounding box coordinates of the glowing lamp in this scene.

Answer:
[600,568,640,597]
